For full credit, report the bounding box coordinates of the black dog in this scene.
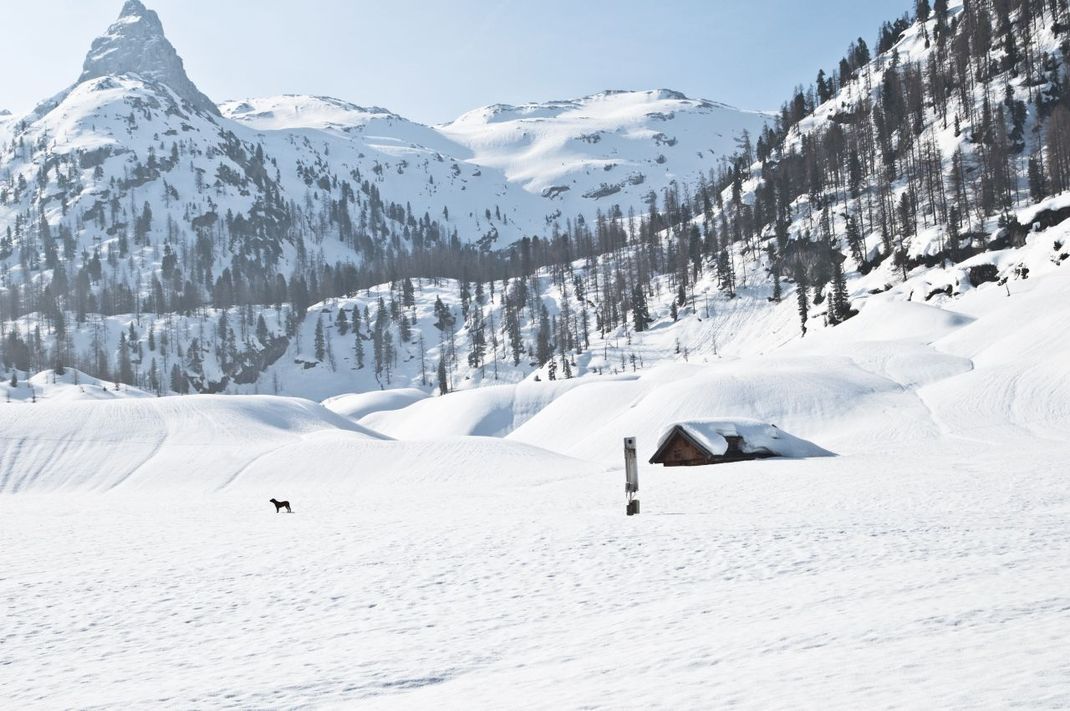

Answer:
[269,498,292,513]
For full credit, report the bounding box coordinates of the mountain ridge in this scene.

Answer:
[78,0,219,117]
[2,0,766,240]
[0,0,769,290]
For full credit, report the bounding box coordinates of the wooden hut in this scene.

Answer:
[649,419,831,467]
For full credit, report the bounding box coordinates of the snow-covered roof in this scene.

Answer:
[655,419,831,459]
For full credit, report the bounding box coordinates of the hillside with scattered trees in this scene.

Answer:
[2,0,1070,400]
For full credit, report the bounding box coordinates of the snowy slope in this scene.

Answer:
[218,95,400,132]
[440,89,768,204]
[6,197,1063,490]
[0,391,608,495]
[4,253,1070,706]
[0,394,381,493]
[0,109,14,139]
[0,368,154,404]
[322,387,428,422]
[360,376,612,440]
[346,207,1070,467]
[215,88,771,241]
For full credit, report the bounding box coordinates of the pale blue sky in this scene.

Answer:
[1,0,909,123]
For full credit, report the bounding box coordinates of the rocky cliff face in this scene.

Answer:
[79,0,219,116]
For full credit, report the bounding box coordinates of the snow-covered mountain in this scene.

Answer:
[0,0,766,394]
[218,95,401,132]
[4,0,1069,406]
[0,0,766,261]
[439,90,757,202]
[218,88,769,219]
[79,0,219,116]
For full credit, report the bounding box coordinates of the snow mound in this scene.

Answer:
[322,388,429,422]
[0,392,605,495]
[360,377,617,439]
[0,395,387,494]
[657,419,832,459]
[507,356,935,464]
[1,369,155,404]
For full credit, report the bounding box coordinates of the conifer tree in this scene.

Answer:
[437,356,448,395]
[844,215,865,266]
[382,332,394,384]
[536,304,553,366]
[170,364,186,394]
[632,285,652,332]
[352,306,363,337]
[186,338,204,384]
[433,296,455,333]
[933,0,948,32]
[947,206,961,263]
[829,257,851,325]
[716,249,736,297]
[467,304,486,368]
[505,300,523,366]
[354,327,365,370]
[118,332,134,385]
[373,299,389,378]
[1028,156,1048,203]
[256,314,269,345]
[915,0,930,23]
[402,278,416,309]
[796,277,809,337]
[314,317,326,362]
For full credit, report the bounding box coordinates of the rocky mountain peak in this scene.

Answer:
[79,0,219,116]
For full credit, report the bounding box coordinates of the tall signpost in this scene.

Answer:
[624,437,640,516]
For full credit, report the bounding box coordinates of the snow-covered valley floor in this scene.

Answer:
[4,246,1070,708]
[5,445,1069,709]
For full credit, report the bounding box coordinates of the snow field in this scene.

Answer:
[3,440,1068,708]
[3,208,1070,707]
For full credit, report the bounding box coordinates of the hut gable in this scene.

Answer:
[656,428,713,467]
[649,419,832,467]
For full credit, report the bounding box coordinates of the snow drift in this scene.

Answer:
[0,393,603,496]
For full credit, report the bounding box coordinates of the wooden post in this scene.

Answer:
[624,437,640,516]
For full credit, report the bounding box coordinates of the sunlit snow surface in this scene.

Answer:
[4,239,1070,707]
[4,449,1068,708]
[4,0,1070,702]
